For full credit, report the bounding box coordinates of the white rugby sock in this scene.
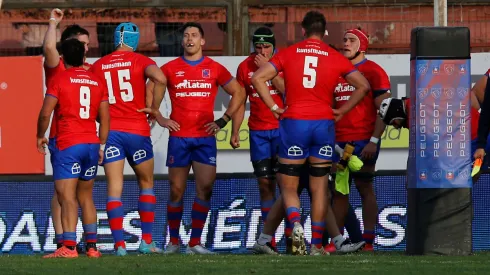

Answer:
[332,235,345,250]
[257,233,273,245]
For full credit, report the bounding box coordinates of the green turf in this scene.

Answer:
[0,252,488,275]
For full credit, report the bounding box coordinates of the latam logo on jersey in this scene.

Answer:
[334,82,354,102]
[174,79,212,97]
[175,79,212,89]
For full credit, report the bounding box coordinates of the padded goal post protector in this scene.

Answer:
[406,27,472,255]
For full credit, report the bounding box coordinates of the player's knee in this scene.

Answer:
[258,179,276,200]
[252,159,275,178]
[309,162,332,177]
[138,176,154,190]
[76,188,93,204]
[77,195,95,210]
[58,191,77,205]
[277,162,304,177]
[196,187,213,201]
[169,183,186,202]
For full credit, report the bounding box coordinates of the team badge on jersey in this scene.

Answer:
[202,69,210,78]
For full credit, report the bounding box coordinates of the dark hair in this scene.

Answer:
[182,22,204,37]
[61,39,85,67]
[61,24,90,42]
[301,11,327,37]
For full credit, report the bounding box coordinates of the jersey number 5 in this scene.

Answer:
[104,69,134,104]
[303,56,318,88]
[80,86,91,119]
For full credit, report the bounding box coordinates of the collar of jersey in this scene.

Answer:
[354,58,368,67]
[66,66,84,72]
[181,56,205,66]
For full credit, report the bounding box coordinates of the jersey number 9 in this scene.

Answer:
[104,69,134,104]
[80,86,90,119]
[303,56,318,88]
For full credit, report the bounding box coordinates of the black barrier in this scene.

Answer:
[407,27,472,256]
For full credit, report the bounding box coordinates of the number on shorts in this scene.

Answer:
[303,55,318,88]
[104,69,134,104]
[79,86,91,119]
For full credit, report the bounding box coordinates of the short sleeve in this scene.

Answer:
[88,63,96,73]
[485,69,490,77]
[216,62,233,86]
[369,65,391,92]
[46,76,61,98]
[236,63,245,87]
[101,82,109,102]
[138,55,157,73]
[336,54,356,77]
[161,64,170,78]
[269,49,286,72]
[44,62,63,88]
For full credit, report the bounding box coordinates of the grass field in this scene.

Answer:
[0,252,488,275]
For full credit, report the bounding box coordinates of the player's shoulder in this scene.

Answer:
[85,70,104,82]
[238,54,255,69]
[161,57,183,70]
[239,54,254,65]
[49,69,68,84]
[203,56,220,65]
[204,57,227,71]
[327,48,347,59]
[91,54,111,68]
[130,51,153,62]
[361,59,386,73]
[284,40,306,52]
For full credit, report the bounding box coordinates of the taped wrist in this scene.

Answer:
[215,117,228,128]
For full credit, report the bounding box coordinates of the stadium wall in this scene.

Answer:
[0,172,488,254]
[38,53,490,175]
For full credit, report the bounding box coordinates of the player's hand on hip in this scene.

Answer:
[230,132,240,149]
[37,137,48,155]
[332,109,344,122]
[50,8,63,24]
[361,142,377,160]
[254,54,269,67]
[272,107,285,119]
[159,118,180,132]
[98,149,104,165]
[474,148,485,161]
[205,122,222,135]
[138,107,158,117]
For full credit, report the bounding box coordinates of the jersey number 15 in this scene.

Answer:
[104,69,134,104]
[303,56,318,89]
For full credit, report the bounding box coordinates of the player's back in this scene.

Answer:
[47,68,105,150]
[44,59,92,140]
[91,50,155,137]
[270,38,355,120]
